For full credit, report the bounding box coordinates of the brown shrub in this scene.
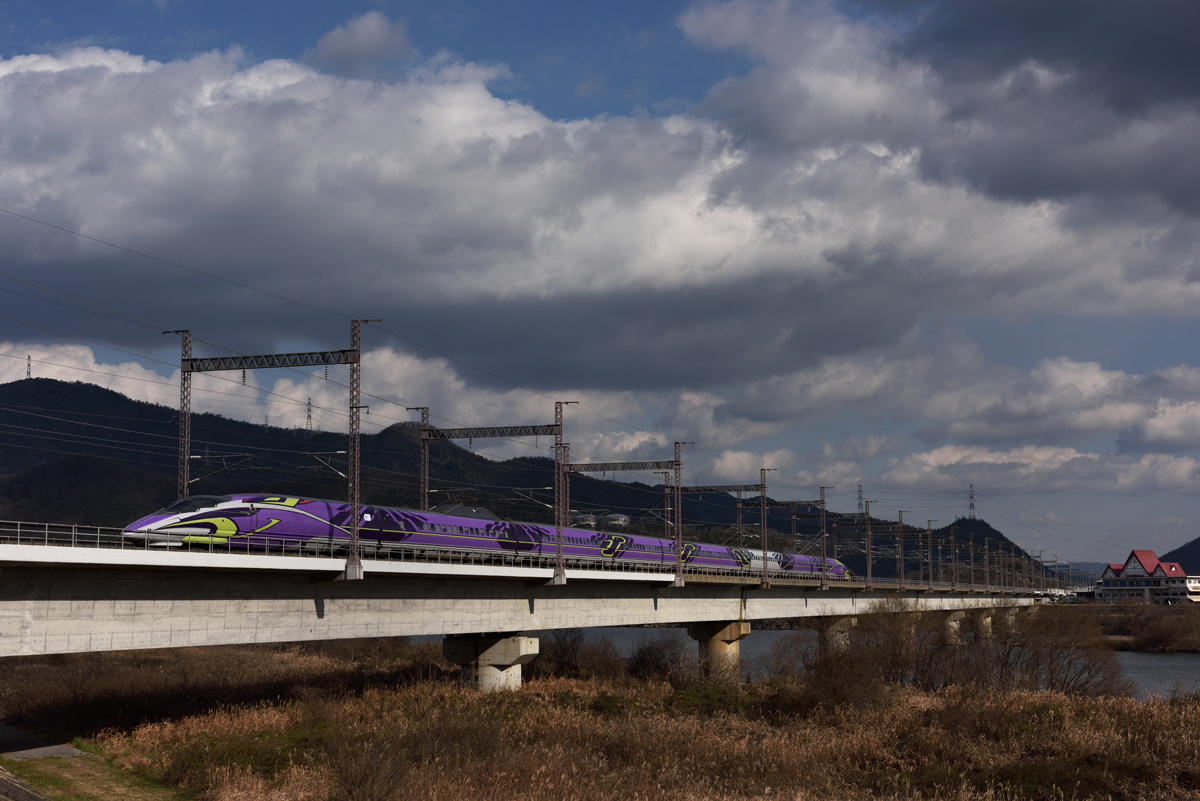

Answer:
[85,673,1200,801]
[577,635,624,679]
[627,631,694,680]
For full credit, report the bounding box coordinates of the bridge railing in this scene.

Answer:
[0,520,1072,592]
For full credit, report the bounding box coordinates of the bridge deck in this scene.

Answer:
[0,520,1054,657]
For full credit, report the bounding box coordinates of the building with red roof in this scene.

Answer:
[1098,549,1196,603]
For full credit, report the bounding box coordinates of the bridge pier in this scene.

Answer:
[817,616,857,655]
[442,635,539,692]
[974,611,993,640]
[687,621,750,680]
[944,611,966,646]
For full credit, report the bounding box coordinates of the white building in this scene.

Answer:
[1097,549,1197,603]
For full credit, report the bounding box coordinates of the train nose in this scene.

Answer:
[122,515,176,540]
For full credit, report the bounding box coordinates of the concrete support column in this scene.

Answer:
[817,616,857,656]
[974,611,993,640]
[442,635,539,692]
[1001,607,1021,632]
[943,611,966,646]
[687,621,751,680]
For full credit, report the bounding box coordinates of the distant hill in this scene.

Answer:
[1161,539,1200,576]
[0,455,173,528]
[0,378,1027,567]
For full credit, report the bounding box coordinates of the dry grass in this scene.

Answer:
[0,753,190,801]
[85,679,1200,801]
[1084,604,1200,652]
[2,611,1198,801]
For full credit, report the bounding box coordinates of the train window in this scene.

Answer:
[158,496,231,514]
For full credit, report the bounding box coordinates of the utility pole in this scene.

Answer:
[897,510,909,590]
[969,532,975,590]
[551,400,577,586]
[820,486,833,589]
[165,329,192,499]
[657,472,673,562]
[984,538,990,590]
[736,489,744,547]
[951,535,958,591]
[760,468,776,588]
[406,407,430,511]
[346,319,379,582]
[674,442,692,589]
[306,398,312,431]
[926,520,936,587]
[864,500,873,590]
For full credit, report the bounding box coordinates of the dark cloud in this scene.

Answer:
[303,12,414,78]
[686,2,1200,218]
[890,0,1200,112]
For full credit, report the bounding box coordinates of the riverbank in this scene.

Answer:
[1084,603,1200,652]
[1,606,1197,800]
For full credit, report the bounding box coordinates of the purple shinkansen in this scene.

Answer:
[123,494,849,578]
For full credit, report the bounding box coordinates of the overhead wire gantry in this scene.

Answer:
[679,483,759,549]
[408,401,568,583]
[167,319,376,580]
[565,443,685,586]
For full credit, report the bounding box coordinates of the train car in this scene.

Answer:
[123,493,849,578]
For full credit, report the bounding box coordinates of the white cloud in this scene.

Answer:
[1124,399,1200,451]
[884,444,1200,493]
[706,448,796,482]
[925,357,1145,443]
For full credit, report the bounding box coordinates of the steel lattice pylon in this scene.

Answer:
[564,446,685,586]
[759,468,775,587]
[168,323,371,580]
[346,320,364,580]
[165,330,192,499]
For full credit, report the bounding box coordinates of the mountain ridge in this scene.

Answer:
[0,378,1031,578]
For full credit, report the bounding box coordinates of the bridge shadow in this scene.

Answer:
[0,639,457,739]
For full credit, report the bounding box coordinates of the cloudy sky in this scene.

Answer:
[1,0,1199,563]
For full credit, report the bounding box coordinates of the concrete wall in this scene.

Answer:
[0,556,1034,657]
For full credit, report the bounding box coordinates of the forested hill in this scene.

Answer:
[1161,538,1200,576]
[0,378,1022,572]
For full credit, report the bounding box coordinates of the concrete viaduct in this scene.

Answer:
[0,535,1041,690]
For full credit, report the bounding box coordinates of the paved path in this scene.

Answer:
[0,724,82,760]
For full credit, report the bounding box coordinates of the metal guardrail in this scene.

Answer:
[0,520,1075,592]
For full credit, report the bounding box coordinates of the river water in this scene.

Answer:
[570,626,1200,699]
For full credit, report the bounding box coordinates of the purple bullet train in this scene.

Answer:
[123,493,849,578]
